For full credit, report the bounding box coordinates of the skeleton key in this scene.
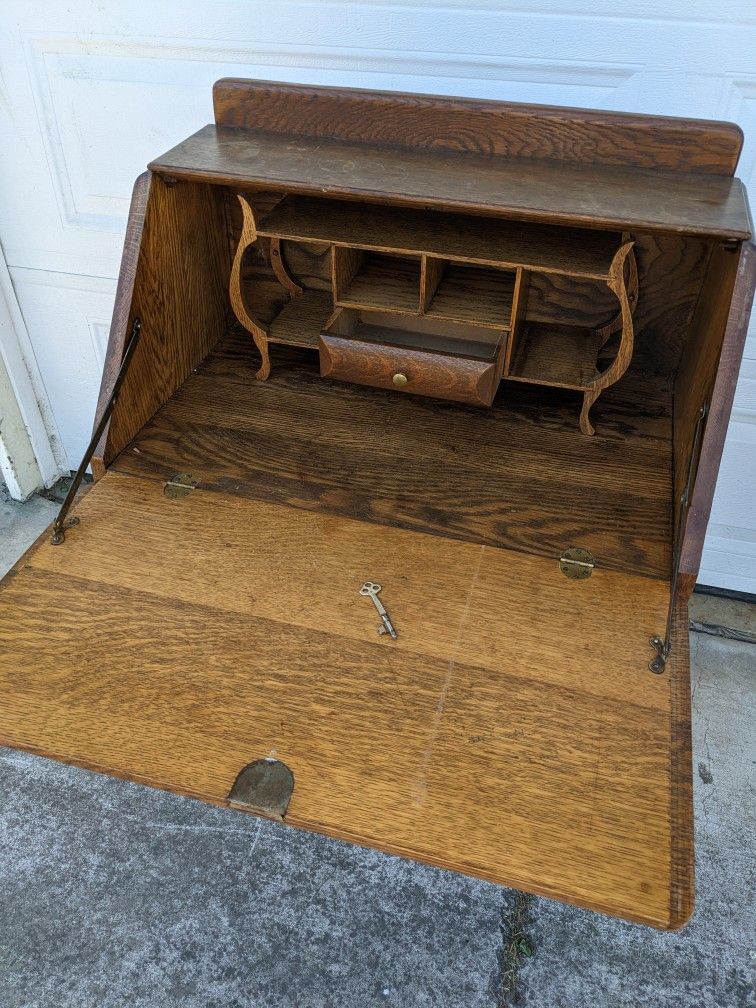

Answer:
[359,581,398,639]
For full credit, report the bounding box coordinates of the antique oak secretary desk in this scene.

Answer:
[1,80,754,930]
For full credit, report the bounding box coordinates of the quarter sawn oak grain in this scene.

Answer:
[0,471,683,928]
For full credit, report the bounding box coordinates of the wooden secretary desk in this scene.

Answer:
[1,79,754,931]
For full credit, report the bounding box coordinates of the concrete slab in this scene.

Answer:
[516,632,756,1008]
[0,481,57,577]
[1,489,754,1007]
[0,750,504,1008]
[690,591,756,641]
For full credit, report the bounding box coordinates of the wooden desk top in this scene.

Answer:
[150,124,752,239]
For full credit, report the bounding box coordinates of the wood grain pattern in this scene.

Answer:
[227,202,715,383]
[268,289,332,348]
[258,196,622,279]
[579,241,637,436]
[0,470,690,928]
[111,332,673,579]
[101,175,231,467]
[337,252,421,314]
[503,267,529,376]
[677,241,756,591]
[149,126,752,240]
[269,237,303,295]
[510,323,605,389]
[228,194,271,379]
[326,309,502,360]
[425,263,515,329]
[213,78,742,175]
[92,172,151,478]
[320,333,498,407]
[420,255,445,312]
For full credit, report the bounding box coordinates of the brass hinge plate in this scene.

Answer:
[559,547,595,579]
[228,759,294,822]
[164,473,198,499]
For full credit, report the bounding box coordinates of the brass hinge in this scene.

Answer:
[559,547,595,579]
[163,473,198,499]
[721,238,741,253]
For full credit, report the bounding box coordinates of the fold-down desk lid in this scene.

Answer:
[0,470,692,930]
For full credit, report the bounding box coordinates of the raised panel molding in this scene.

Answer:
[720,76,756,191]
[9,267,116,468]
[22,32,640,236]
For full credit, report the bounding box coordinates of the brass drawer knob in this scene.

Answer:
[392,372,408,388]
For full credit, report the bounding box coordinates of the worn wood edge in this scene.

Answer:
[666,597,695,930]
[212,78,744,176]
[91,171,152,479]
[678,242,756,583]
[148,142,752,241]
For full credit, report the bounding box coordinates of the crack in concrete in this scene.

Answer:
[690,633,719,828]
[492,890,534,1007]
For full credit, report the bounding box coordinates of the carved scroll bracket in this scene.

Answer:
[580,239,637,436]
[229,195,271,380]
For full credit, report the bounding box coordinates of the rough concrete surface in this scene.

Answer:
[0,482,58,577]
[0,485,754,1007]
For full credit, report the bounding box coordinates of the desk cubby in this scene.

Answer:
[233,192,638,433]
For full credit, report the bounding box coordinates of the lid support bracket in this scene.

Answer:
[50,318,142,545]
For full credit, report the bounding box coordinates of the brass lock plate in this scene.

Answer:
[228,759,294,821]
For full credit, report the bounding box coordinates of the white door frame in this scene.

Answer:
[0,243,66,498]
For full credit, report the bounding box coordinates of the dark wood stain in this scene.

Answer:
[109,334,673,580]
[213,78,743,175]
[150,126,751,240]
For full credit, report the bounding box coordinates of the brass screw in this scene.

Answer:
[392,372,408,388]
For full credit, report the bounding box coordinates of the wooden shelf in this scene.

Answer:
[150,125,752,240]
[260,196,622,279]
[268,289,332,348]
[339,253,420,313]
[426,263,515,328]
[508,323,605,390]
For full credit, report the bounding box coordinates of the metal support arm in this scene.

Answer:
[50,318,142,545]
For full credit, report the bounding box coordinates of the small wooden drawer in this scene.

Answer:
[319,333,498,406]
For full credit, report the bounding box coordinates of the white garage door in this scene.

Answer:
[1,1,754,592]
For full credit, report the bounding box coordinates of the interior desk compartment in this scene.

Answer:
[1,78,754,933]
[320,308,504,405]
[334,249,422,314]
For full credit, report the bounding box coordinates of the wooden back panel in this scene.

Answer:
[214,78,743,175]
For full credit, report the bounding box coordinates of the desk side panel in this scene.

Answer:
[676,242,756,590]
[93,174,231,473]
